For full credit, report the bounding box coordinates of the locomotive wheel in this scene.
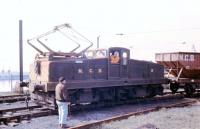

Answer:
[170,82,179,94]
[147,86,156,98]
[184,84,195,96]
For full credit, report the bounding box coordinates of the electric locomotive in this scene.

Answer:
[28,23,167,105]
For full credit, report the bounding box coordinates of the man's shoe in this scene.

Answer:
[60,124,70,128]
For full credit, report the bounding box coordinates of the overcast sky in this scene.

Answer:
[1,0,200,72]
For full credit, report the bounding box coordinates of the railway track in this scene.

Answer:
[0,102,56,125]
[70,91,185,113]
[0,92,29,103]
[68,98,197,129]
[65,91,199,129]
[0,92,56,125]
[0,91,199,128]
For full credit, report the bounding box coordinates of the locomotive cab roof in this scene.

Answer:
[84,47,130,59]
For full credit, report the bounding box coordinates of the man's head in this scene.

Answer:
[59,76,66,84]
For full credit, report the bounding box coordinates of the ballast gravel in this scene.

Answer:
[94,102,200,129]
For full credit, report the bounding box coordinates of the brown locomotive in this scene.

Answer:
[27,23,166,106]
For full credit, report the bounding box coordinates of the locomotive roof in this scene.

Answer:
[109,47,130,51]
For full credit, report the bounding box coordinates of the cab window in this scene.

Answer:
[110,51,120,64]
[122,52,127,65]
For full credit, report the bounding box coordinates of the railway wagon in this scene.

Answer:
[28,23,167,105]
[155,52,200,95]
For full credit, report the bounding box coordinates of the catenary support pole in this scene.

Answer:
[19,20,23,82]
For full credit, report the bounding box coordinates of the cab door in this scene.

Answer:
[108,47,129,79]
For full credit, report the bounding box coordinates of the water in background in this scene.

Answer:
[0,74,29,92]
[0,80,18,92]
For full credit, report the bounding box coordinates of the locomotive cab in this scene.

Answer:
[108,47,130,79]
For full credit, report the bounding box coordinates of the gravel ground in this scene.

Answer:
[94,102,200,129]
[1,98,198,129]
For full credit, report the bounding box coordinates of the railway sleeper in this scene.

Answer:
[0,105,41,116]
[0,97,27,103]
[0,109,54,125]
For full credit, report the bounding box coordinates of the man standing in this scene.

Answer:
[55,76,69,128]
